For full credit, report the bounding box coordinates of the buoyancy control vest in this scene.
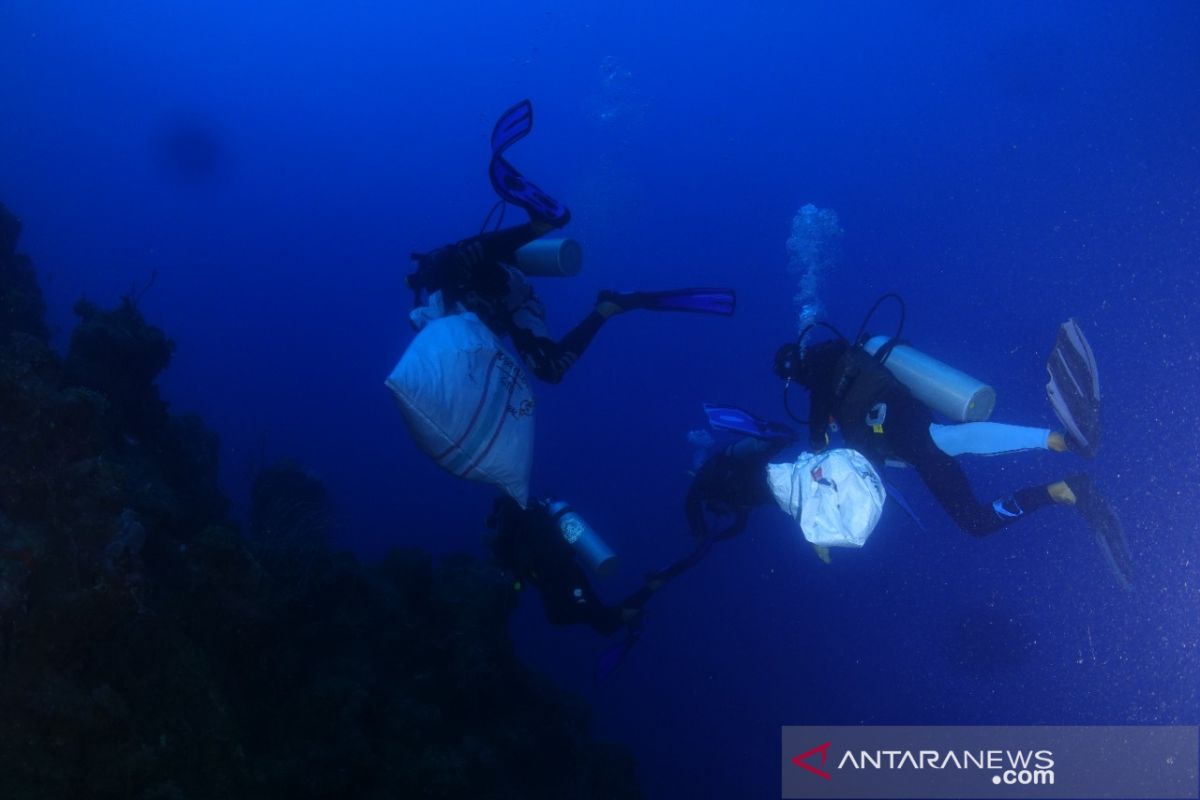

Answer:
[830,345,913,436]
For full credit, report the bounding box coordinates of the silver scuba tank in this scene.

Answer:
[545,499,618,577]
[863,335,996,422]
[513,239,583,277]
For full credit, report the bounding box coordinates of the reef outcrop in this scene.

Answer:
[0,203,640,800]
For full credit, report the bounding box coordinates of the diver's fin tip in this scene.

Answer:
[1064,473,1133,589]
[1046,318,1101,458]
[703,403,797,442]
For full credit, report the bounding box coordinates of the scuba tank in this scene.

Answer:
[781,294,997,426]
[862,336,995,422]
[406,213,579,307]
[545,499,618,577]
[513,238,582,277]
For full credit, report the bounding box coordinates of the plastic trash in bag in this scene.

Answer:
[386,310,535,505]
[766,449,886,548]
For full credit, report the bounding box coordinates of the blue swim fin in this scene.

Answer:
[602,288,736,316]
[703,403,797,441]
[488,100,570,227]
[594,622,643,684]
[880,475,925,532]
[491,99,533,153]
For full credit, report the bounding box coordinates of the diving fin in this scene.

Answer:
[594,622,643,684]
[1064,473,1133,590]
[880,475,926,532]
[491,99,533,154]
[703,403,796,441]
[1046,319,1100,458]
[601,287,736,316]
[488,100,570,226]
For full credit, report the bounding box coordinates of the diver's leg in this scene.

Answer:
[929,422,1056,457]
[889,403,1063,535]
[538,567,623,636]
[510,311,607,384]
[911,445,1059,536]
[558,309,610,354]
[500,272,611,384]
[512,282,735,383]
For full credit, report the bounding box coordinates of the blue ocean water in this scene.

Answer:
[1,1,1197,796]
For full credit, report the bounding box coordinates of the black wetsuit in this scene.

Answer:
[487,497,641,636]
[413,223,606,384]
[796,340,1054,536]
[485,436,787,641]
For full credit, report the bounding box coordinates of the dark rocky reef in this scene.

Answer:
[0,203,640,800]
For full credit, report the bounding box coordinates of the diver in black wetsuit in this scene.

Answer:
[408,217,737,384]
[486,496,656,636]
[484,432,785,637]
[406,98,735,385]
[773,338,1078,536]
[484,427,786,630]
[408,219,621,385]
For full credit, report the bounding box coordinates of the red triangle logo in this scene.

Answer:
[792,741,832,780]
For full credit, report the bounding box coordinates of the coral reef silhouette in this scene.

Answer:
[0,203,640,800]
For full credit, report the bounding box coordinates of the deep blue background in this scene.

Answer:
[2,2,1198,797]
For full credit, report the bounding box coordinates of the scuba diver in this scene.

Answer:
[770,297,1132,586]
[485,450,792,679]
[593,405,801,580]
[483,417,788,678]
[406,100,736,384]
[692,403,886,563]
[486,495,657,637]
[685,406,795,544]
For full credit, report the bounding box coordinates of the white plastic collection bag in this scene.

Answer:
[766,449,886,548]
[386,311,535,506]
